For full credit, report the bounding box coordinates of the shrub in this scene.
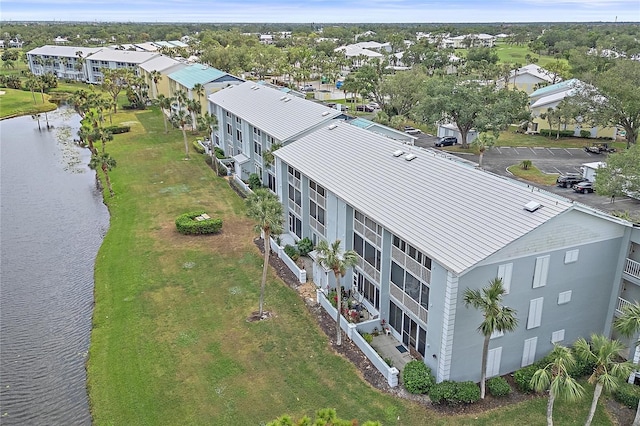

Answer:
[175,211,223,235]
[429,381,480,405]
[297,237,314,256]
[580,130,591,138]
[384,357,394,367]
[487,376,511,397]
[284,244,299,261]
[519,159,532,170]
[613,382,640,409]
[248,173,262,190]
[214,147,226,159]
[514,364,538,393]
[192,140,205,154]
[104,125,130,135]
[361,333,373,344]
[567,357,595,378]
[402,360,435,394]
[540,129,575,138]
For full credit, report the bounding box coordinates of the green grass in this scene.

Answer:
[508,164,560,186]
[455,42,566,68]
[0,88,57,119]
[86,106,620,425]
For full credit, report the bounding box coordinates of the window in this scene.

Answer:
[486,347,502,378]
[564,249,579,264]
[391,261,404,287]
[267,173,276,193]
[389,301,403,332]
[354,272,379,310]
[527,297,544,329]
[236,129,243,143]
[226,123,232,135]
[497,263,513,294]
[521,337,537,367]
[253,128,261,137]
[253,140,262,157]
[235,116,241,124]
[288,212,301,238]
[558,291,572,305]
[532,255,550,288]
[551,329,565,343]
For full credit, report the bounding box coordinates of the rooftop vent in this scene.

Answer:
[405,153,417,161]
[524,201,542,212]
[393,149,404,157]
[322,111,330,116]
[283,98,291,102]
[328,124,338,130]
[279,96,287,101]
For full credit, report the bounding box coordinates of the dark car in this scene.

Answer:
[356,104,375,112]
[556,173,586,188]
[573,181,595,193]
[434,136,458,147]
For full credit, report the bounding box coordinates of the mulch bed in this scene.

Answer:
[255,238,636,424]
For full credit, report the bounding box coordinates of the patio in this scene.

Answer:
[370,333,413,374]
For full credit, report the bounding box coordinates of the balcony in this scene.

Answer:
[616,297,634,317]
[624,258,640,280]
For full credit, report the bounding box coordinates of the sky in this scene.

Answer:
[1,0,639,23]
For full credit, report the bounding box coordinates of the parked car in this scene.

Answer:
[584,142,616,154]
[403,126,422,135]
[367,102,380,109]
[299,84,314,92]
[434,136,458,147]
[556,173,587,188]
[573,181,595,193]
[356,104,375,112]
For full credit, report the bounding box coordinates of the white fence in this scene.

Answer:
[268,236,307,283]
[232,174,251,193]
[316,289,399,387]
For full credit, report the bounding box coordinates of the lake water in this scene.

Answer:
[0,108,109,425]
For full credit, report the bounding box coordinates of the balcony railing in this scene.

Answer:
[617,297,634,316]
[625,258,640,280]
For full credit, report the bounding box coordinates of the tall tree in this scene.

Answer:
[156,94,173,134]
[315,240,358,346]
[192,82,204,107]
[576,60,640,148]
[531,345,585,426]
[101,68,130,113]
[150,70,162,98]
[414,75,529,148]
[245,189,284,319]
[574,334,634,426]
[594,144,640,200]
[614,301,640,426]
[170,109,192,159]
[186,98,201,133]
[463,277,518,399]
[472,132,497,168]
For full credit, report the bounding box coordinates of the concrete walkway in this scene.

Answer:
[370,333,413,374]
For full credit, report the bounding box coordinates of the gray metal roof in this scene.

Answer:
[139,55,181,73]
[208,81,342,142]
[27,45,102,58]
[274,123,574,275]
[86,49,159,64]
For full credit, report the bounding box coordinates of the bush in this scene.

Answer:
[514,364,538,393]
[429,381,480,405]
[361,333,373,344]
[487,376,511,397]
[613,382,640,409]
[284,244,299,261]
[248,173,262,190]
[567,357,595,378]
[175,211,223,235]
[540,129,575,138]
[104,125,131,135]
[580,130,591,138]
[214,147,226,159]
[192,140,205,154]
[297,237,314,256]
[402,360,435,394]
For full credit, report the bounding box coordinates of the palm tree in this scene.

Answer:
[245,189,284,319]
[262,142,283,168]
[156,94,172,134]
[574,334,634,426]
[463,277,518,399]
[186,98,201,133]
[531,344,585,426]
[192,82,205,107]
[315,240,358,346]
[472,132,497,168]
[614,301,640,426]
[171,109,192,159]
[150,70,162,99]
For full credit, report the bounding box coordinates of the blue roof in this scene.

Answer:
[530,78,578,98]
[168,64,230,89]
[349,118,374,129]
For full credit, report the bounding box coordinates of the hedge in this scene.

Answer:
[402,360,435,394]
[192,140,205,154]
[105,125,131,134]
[539,129,576,138]
[613,382,640,409]
[175,211,223,235]
[429,381,480,405]
[514,364,538,393]
[487,376,511,397]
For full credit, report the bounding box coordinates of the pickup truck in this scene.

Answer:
[556,173,586,188]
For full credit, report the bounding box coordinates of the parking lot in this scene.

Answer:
[412,134,640,215]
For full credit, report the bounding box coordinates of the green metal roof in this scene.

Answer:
[168,64,228,89]
[530,78,578,98]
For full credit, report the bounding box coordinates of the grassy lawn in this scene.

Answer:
[84,105,622,425]
[507,163,560,186]
[0,88,57,119]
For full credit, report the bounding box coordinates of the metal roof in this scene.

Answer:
[139,55,181,72]
[510,64,555,83]
[530,89,575,109]
[27,45,102,58]
[208,81,343,142]
[86,49,159,64]
[168,64,236,89]
[274,122,574,275]
[530,78,579,99]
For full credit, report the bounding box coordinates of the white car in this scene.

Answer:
[367,102,380,109]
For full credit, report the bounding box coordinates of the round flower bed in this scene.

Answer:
[175,211,223,235]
